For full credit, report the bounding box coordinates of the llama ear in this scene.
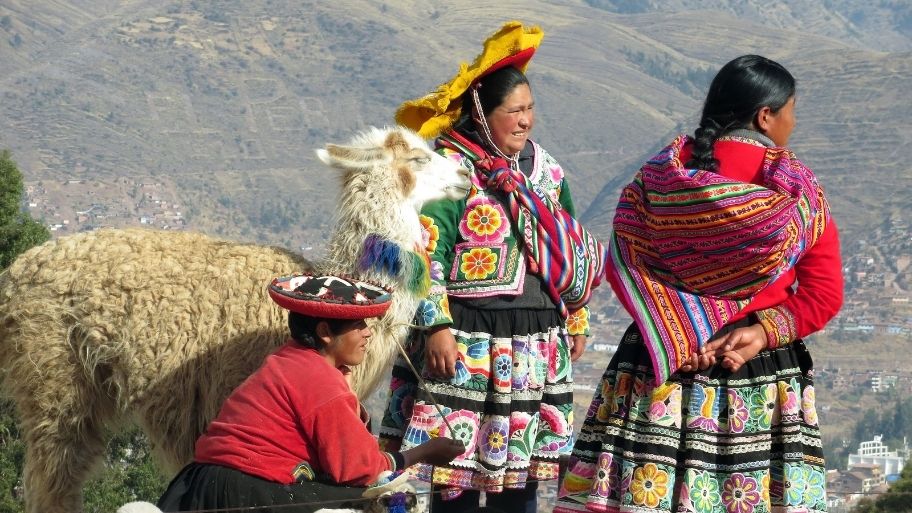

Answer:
[383,131,409,156]
[316,144,387,172]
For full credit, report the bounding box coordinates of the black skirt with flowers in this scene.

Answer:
[555,323,826,513]
[379,300,575,493]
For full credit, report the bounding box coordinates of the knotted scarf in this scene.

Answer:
[439,130,608,318]
[610,135,830,385]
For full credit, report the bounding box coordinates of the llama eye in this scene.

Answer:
[411,156,431,165]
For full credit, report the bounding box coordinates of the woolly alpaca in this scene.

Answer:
[0,126,470,513]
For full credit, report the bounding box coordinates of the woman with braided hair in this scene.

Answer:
[379,22,607,513]
[555,55,843,513]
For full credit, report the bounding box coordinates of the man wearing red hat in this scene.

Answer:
[156,273,464,512]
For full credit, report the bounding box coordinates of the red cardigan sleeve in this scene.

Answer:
[751,220,844,346]
[306,392,392,486]
[782,220,844,338]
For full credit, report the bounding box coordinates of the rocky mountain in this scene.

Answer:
[0,0,908,248]
[584,0,912,52]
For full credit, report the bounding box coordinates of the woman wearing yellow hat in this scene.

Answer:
[380,22,608,513]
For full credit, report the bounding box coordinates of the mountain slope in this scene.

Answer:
[0,0,908,246]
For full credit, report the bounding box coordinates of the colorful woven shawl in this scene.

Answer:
[610,135,830,385]
[439,130,608,318]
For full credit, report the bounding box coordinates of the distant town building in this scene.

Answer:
[847,435,909,476]
[828,464,885,504]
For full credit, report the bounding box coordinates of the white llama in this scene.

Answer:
[0,126,470,513]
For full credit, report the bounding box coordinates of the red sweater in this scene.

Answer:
[194,343,391,485]
[609,138,843,341]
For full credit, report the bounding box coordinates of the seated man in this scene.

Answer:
[157,273,465,512]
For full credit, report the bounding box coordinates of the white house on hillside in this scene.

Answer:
[847,435,908,477]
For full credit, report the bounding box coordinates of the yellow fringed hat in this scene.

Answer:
[396,21,544,139]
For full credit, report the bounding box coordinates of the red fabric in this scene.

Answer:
[680,140,843,338]
[194,343,391,486]
[268,288,390,319]
[479,47,536,79]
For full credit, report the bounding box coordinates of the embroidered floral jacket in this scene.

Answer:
[415,139,590,336]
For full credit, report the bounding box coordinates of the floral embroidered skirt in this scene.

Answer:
[554,323,826,513]
[379,301,575,493]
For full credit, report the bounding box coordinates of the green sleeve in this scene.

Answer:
[417,197,465,328]
[413,147,472,328]
[558,177,577,217]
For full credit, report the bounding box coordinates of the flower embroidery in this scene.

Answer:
[511,339,530,390]
[690,470,721,513]
[721,473,761,513]
[566,308,589,335]
[554,333,572,381]
[804,467,825,506]
[548,164,563,184]
[594,453,619,498]
[461,337,491,379]
[540,403,570,437]
[644,383,683,428]
[667,386,683,425]
[778,380,800,417]
[648,397,667,420]
[443,410,478,457]
[492,345,512,391]
[784,464,807,506]
[630,463,668,508]
[727,389,749,433]
[507,412,537,462]
[532,339,549,386]
[460,247,498,280]
[535,405,570,455]
[749,384,777,430]
[479,417,510,462]
[438,294,451,320]
[414,299,437,326]
[761,472,770,507]
[419,215,439,253]
[430,260,444,281]
[802,386,818,426]
[509,413,531,436]
[460,196,508,242]
[560,458,596,495]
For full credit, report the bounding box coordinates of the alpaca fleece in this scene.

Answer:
[0,125,470,513]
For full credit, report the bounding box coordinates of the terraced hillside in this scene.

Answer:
[0,0,908,248]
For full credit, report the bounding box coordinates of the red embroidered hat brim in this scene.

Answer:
[267,274,392,320]
[479,47,536,79]
[268,287,391,319]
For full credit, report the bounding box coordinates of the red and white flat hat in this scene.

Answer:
[268,274,392,320]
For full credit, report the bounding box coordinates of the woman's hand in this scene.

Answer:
[425,326,458,378]
[401,437,466,467]
[679,324,768,373]
[569,334,587,362]
[700,324,767,372]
